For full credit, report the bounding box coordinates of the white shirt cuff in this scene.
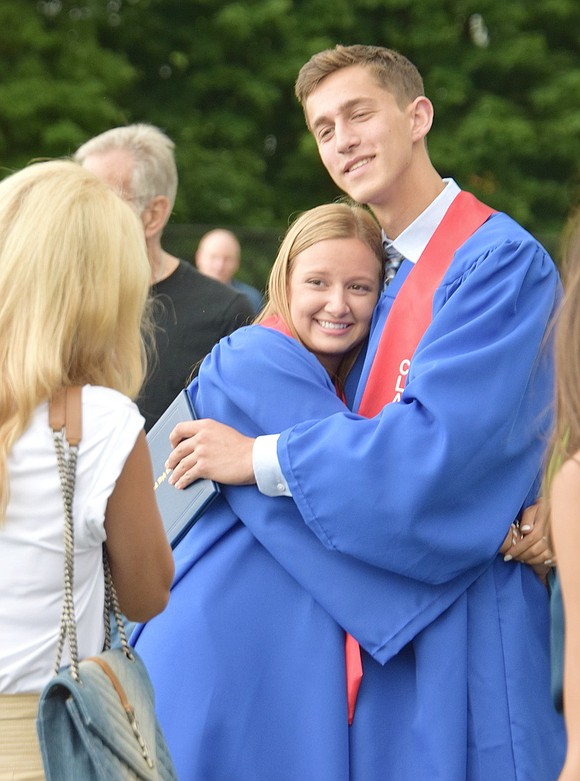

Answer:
[253,434,292,497]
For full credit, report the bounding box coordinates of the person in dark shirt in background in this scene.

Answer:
[74,123,254,430]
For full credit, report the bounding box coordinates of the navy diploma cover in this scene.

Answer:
[147,390,220,548]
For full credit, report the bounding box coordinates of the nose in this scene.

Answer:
[335,120,359,154]
[325,286,350,316]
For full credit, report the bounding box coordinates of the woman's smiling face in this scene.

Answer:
[288,236,381,374]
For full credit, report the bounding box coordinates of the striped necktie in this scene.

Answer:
[384,242,405,286]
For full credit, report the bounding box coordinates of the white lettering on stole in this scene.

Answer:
[393,358,411,402]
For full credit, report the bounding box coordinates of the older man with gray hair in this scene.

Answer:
[74,124,254,430]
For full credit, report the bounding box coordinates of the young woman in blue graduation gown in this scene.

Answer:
[134,203,391,779]
[134,202,563,781]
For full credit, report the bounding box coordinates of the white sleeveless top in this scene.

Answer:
[0,385,143,693]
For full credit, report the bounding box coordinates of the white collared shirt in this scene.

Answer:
[383,178,460,264]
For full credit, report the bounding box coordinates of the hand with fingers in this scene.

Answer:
[499,500,554,581]
[166,418,256,489]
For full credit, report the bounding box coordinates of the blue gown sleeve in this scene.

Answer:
[277,217,560,585]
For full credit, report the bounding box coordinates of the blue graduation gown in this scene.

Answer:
[135,212,564,780]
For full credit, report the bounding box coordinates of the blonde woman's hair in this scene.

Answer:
[256,201,384,387]
[295,44,425,119]
[545,206,580,485]
[0,159,152,516]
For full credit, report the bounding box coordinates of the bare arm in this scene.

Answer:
[104,430,174,622]
[551,457,580,780]
[166,418,256,488]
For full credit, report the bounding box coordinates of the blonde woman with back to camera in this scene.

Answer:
[0,160,174,780]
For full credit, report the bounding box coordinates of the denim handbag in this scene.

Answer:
[36,647,178,780]
[36,387,178,780]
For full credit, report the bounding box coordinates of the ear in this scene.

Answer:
[409,96,434,143]
[141,195,172,240]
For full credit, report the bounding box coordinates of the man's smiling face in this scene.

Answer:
[305,64,417,213]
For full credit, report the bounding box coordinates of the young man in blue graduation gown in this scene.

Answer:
[165,45,565,779]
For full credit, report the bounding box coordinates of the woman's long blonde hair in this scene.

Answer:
[0,159,152,516]
[545,207,580,484]
[256,201,384,387]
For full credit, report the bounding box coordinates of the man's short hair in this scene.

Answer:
[295,44,425,119]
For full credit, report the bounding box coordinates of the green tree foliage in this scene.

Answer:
[2,0,579,251]
[0,0,135,174]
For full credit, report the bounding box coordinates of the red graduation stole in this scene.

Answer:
[359,191,495,418]
[338,192,494,723]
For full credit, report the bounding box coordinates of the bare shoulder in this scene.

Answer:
[551,453,580,532]
[552,453,580,495]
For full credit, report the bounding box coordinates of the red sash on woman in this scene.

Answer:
[260,314,292,337]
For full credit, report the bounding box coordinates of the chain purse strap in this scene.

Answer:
[49,386,132,682]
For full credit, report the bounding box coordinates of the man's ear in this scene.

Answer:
[410,96,434,142]
[141,195,172,239]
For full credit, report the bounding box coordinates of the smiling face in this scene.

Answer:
[288,236,381,375]
[305,65,432,231]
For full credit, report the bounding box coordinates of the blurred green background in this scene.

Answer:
[2,0,579,289]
